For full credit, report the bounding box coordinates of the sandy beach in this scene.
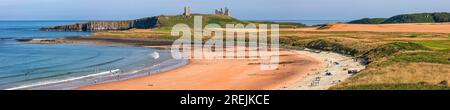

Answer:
[79,49,317,90]
[79,48,364,90]
[283,50,366,90]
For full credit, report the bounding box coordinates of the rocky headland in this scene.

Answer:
[41,17,159,32]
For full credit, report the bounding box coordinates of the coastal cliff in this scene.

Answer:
[41,14,246,32]
[41,14,305,32]
[41,17,159,32]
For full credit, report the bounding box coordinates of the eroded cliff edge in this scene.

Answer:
[41,17,159,32]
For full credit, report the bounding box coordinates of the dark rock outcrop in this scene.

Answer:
[41,17,159,32]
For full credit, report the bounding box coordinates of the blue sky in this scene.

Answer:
[1,0,450,20]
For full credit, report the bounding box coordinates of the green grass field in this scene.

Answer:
[334,84,450,90]
[414,40,450,50]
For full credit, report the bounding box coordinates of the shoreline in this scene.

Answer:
[79,49,322,90]
[24,36,174,48]
[6,37,187,90]
[20,36,365,90]
[15,58,188,90]
[79,47,365,90]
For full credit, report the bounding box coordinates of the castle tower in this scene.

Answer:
[214,7,230,16]
[183,6,191,17]
[224,7,230,16]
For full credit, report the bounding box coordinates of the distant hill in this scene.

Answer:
[349,12,450,24]
[348,18,387,24]
[41,14,305,32]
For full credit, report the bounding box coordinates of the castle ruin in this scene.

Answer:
[183,6,191,17]
[183,6,231,17]
[215,7,231,16]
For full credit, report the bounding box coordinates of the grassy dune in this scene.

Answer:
[278,28,450,90]
[415,40,450,50]
[336,83,450,90]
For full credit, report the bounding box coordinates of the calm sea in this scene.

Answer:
[0,21,176,89]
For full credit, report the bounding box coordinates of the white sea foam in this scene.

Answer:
[5,69,120,90]
[149,51,160,59]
